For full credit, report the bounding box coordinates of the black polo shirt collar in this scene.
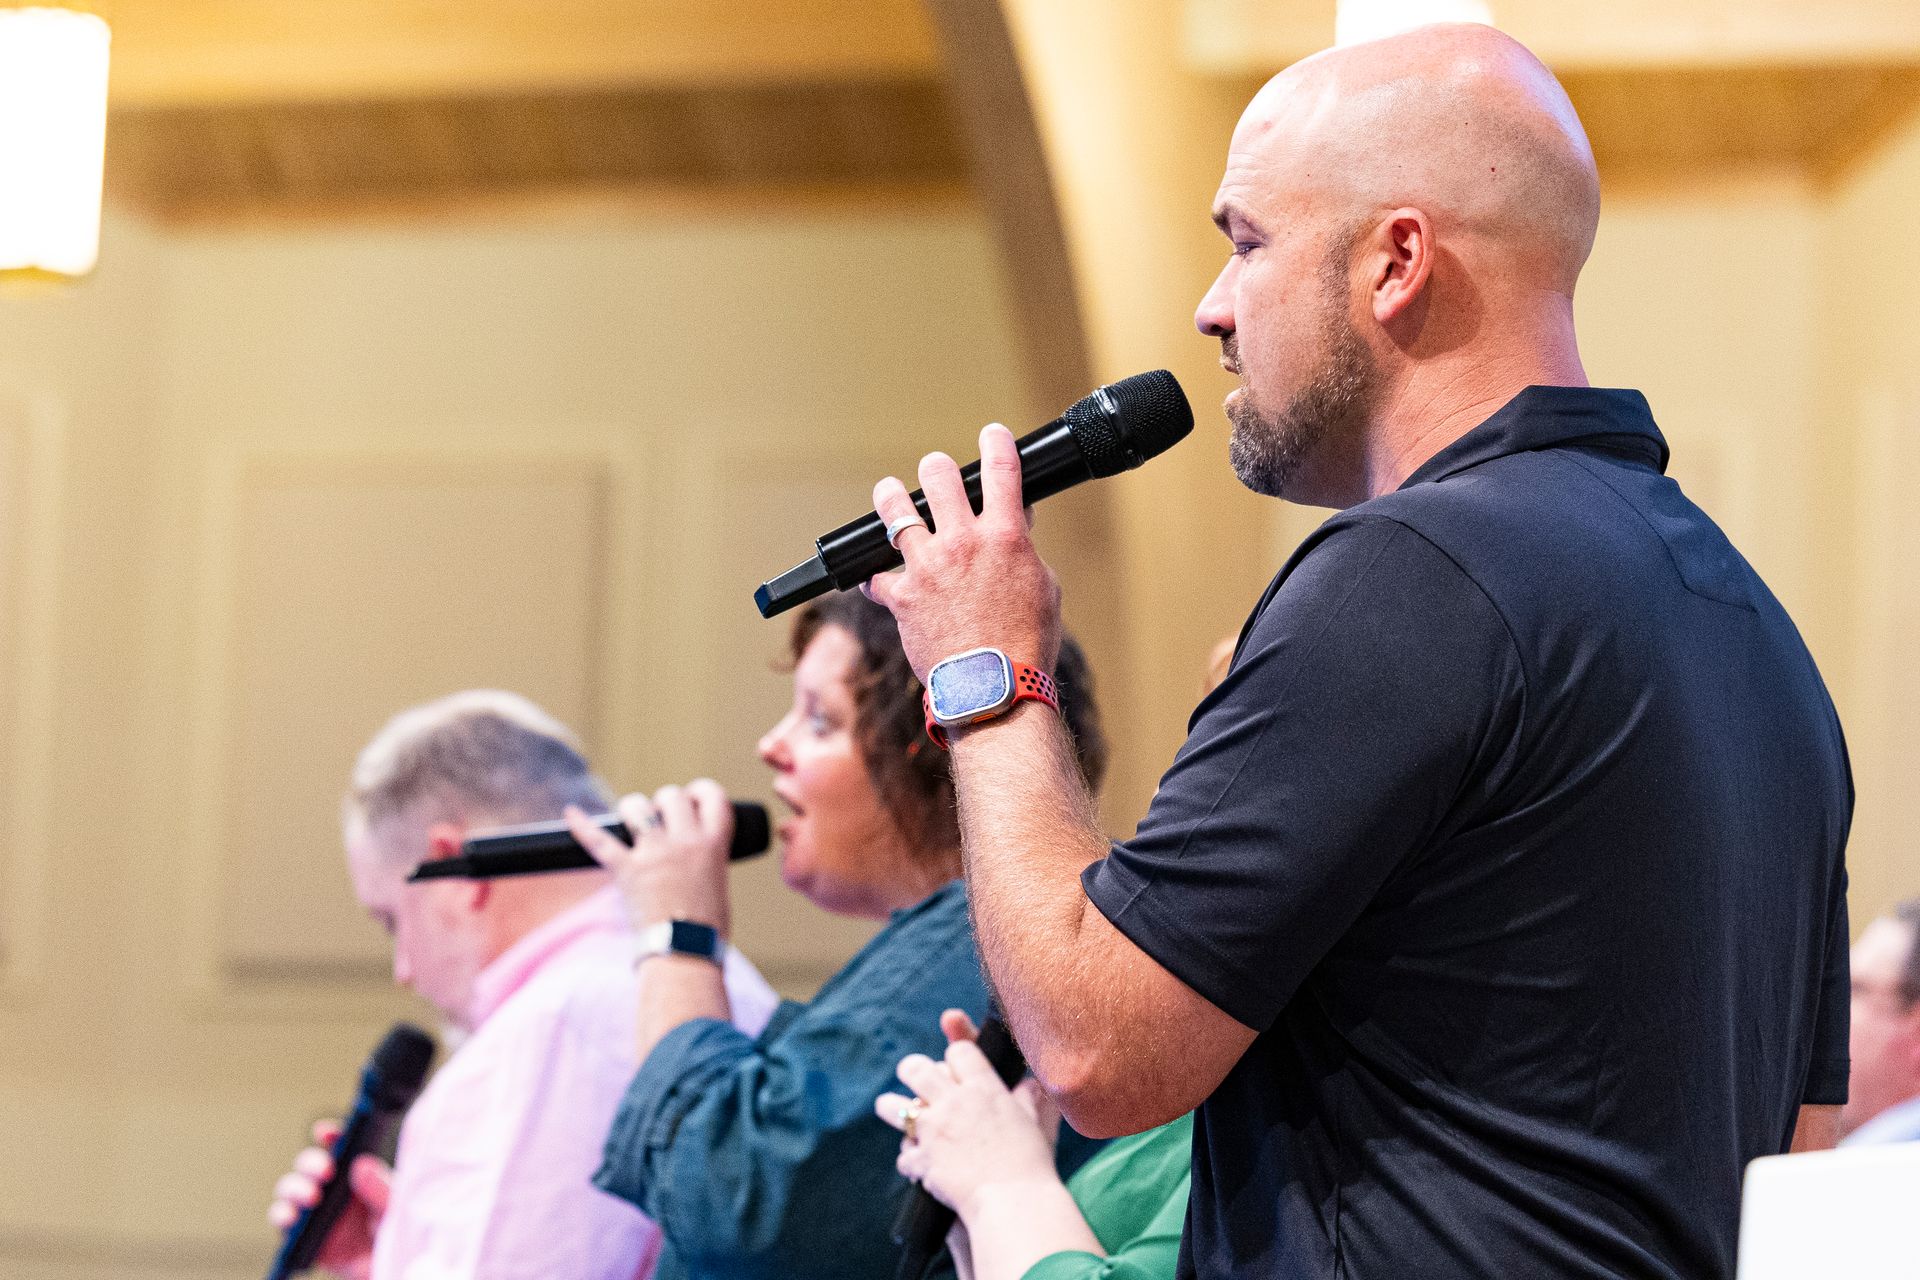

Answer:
[1401,385,1670,490]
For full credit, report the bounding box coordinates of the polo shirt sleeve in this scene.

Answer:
[1801,852,1850,1105]
[1083,515,1525,1032]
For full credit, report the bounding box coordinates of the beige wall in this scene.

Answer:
[1821,112,1920,930]
[0,201,1032,1277]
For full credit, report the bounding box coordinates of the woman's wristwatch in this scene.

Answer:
[633,919,728,969]
[921,647,1059,749]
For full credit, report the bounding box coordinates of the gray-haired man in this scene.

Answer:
[269,690,779,1280]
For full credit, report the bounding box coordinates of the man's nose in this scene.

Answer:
[1196,266,1235,338]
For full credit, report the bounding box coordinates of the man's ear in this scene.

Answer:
[423,821,465,862]
[1369,208,1435,327]
[423,820,490,912]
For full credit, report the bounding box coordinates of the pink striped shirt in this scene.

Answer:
[371,887,780,1279]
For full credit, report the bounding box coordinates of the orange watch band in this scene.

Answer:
[923,661,1058,750]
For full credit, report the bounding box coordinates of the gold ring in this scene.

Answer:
[900,1097,925,1144]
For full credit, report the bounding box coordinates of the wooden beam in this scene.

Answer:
[94,0,943,109]
[921,0,1091,415]
[105,81,970,221]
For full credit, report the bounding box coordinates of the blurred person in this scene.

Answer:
[863,22,1850,1280]
[572,591,1107,1280]
[1842,901,1920,1145]
[268,690,779,1280]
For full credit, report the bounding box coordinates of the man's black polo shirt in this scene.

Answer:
[1083,387,1851,1279]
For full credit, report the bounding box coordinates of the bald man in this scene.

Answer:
[862,24,1850,1280]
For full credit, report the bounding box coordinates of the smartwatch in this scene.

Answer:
[633,919,728,969]
[922,647,1059,749]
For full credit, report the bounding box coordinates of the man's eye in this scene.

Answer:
[808,713,833,735]
[1233,242,1259,257]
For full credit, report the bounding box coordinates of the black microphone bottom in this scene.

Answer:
[757,556,833,619]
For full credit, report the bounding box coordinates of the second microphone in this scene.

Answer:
[407,801,771,882]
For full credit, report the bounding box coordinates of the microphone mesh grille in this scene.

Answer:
[370,1022,436,1107]
[1065,370,1193,478]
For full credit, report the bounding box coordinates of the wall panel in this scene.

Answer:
[178,447,622,996]
[0,387,63,995]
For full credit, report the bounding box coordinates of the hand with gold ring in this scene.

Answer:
[875,1010,1063,1223]
[898,1096,926,1144]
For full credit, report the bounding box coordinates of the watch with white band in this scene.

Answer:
[633,919,728,968]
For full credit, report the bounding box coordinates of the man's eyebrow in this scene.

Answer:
[1212,199,1255,237]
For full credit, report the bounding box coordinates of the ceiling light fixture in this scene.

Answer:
[0,6,111,283]
[1334,0,1495,48]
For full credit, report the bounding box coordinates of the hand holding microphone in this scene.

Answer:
[754,370,1192,621]
[766,371,1191,688]
[863,423,1062,689]
[267,1119,393,1280]
[566,779,743,937]
[266,1024,434,1280]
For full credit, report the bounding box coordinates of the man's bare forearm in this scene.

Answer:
[951,703,1260,1135]
[949,704,1144,1117]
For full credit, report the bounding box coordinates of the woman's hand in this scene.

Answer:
[568,779,736,937]
[875,1011,1063,1221]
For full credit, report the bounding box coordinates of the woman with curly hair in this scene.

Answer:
[575,590,1106,1280]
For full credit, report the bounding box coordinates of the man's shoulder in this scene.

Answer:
[1331,442,1752,618]
[1353,449,1584,548]
[478,932,638,1045]
[1263,507,1500,630]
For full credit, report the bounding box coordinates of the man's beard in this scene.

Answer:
[1225,258,1378,500]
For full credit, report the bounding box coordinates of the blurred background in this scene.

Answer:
[0,0,1914,1274]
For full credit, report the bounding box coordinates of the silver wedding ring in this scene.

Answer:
[900,1097,925,1143]
[884,513,927,549]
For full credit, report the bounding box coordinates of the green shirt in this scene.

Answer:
[1022,1114,1193,1280]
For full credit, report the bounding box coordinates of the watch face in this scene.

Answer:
[667,919,720,958]
[928,649,1014,723]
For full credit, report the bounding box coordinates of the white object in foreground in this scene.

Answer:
[1737,1142,1920,1279]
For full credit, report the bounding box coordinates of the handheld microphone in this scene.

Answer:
[754,370,1193,618]
[266,1023,435,1280]
[406,801,771,882]
[891,1017,1027,1280]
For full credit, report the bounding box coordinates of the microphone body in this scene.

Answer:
[891,1017,1028,1280]
[267,1024,435,1280]
[407,801,771,882]
[756,371,1193,618]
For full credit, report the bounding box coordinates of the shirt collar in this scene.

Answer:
[468,884,628,1028]
[1399,385,1669,490]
